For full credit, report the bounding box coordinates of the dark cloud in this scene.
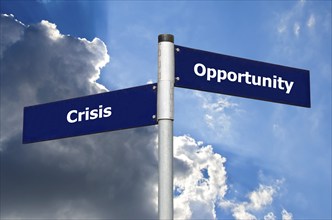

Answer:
[0,14,158,219]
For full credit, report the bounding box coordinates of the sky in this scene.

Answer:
[0,1,331,220]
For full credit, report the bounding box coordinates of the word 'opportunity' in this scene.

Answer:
[194,63,294,94]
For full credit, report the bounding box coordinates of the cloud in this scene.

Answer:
[194,92,241,143]
[282,209,293,220]
[219,180,289,220]
[232,205,257,220]
[276,0,306,37]
[0,14,26,59]
[307,14,315,28]
[0,13,109,151]
[264,212,276,220]
[248,184,276,210]
[273,0,328,62]
[173,135,227,219]
[293,22,301,37]
[173,136,292,220]
[273,0,329,61]
[269,2,331,217]
[265,209,293,220]
[0,14,157,219]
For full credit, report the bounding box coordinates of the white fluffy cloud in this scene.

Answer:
[248,184,276,210]
[172,135,293,220]
[173,135,227,219]
[219,180,291,220]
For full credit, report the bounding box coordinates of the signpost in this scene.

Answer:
[23,84,157,144]
[175,45,311,108]
[22,34,311,220]
[157,34,175,220]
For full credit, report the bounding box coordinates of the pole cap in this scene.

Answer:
[158,34,174,43]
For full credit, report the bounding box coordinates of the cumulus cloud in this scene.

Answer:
[173,135,227,219]
[0,14,157,219]
[231,204,257,220]
[219,180,289,220]
[0,13,109,151]
[248,184,276,210]
[0,14,26,58]
[173,136,292,220]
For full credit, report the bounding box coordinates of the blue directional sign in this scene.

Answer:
[23,84,157,144]
[175,45,311,108]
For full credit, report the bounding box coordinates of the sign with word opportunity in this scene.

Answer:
[23,84,157,144]
[174,45,311,108]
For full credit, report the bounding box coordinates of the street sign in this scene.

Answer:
[23,84,157,144]
[174,45,311,107]
[20,35,311,220]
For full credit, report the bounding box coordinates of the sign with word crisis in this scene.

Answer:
[23,84,157,144]
[174,45,310,108]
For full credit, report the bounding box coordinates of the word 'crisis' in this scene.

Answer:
[67,105,112,123]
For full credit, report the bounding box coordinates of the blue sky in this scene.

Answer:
[1,1,331,219]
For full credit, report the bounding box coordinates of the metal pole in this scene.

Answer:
[157,34,174,220]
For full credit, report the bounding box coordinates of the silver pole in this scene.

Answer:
[157,34,174,220]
